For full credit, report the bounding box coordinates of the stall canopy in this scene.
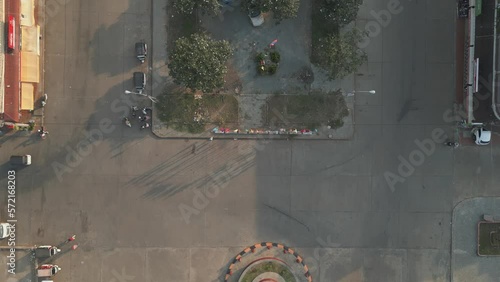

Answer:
[21,83,34,110]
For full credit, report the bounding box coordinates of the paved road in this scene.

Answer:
[0,0,500,281]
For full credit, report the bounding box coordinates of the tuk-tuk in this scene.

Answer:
[133,72,146,94]
[135,42,147,63]
[35,246,61,258]
[37,264,61,277]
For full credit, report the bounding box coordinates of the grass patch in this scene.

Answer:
[240,261,296,282]
[266,90,349,129]
[156,91,239,134]
[478,222,500,256]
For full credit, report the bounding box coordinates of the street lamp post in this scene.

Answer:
[124,90,158,103]
[345,90,376,97]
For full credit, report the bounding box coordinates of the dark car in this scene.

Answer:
[133,72,146,94]
[10,155,31,166]
[135,42,147,63]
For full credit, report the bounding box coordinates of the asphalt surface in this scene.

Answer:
[0,0,500,281]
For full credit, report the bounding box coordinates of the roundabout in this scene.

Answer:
[239,259,296,282]
[224,242,312,282]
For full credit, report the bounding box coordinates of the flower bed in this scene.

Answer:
[255,49,281,75]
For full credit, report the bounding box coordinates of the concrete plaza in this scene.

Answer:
[0,0,500,281]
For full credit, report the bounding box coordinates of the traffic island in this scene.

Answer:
[452,198,500,281]
[152,90,354,140]
[477,221,500,256]
[239,259,296,282]
[223,242,312,282]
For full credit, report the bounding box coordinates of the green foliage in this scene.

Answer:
[267,64,277,74]
[241,0,300,20]
[256,52,265,62]
[319,0,363,28]
[28,121,35,131]
[156,91,239,133]
[312,29,367,79]
[174,0,222,15]
[270,51,281,63]
[168,33,232,93]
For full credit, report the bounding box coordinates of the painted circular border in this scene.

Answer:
[224,242,312,282]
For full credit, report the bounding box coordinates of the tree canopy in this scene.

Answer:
[174,0,221,15]
[312,29,367,79]
[168,33,232,93]
[242,0,301,21]
[319,0,363,28]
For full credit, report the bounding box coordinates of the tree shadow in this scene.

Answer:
[89,0,150,76]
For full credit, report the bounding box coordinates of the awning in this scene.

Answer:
[21,51,39,83]
[21,83,34,110]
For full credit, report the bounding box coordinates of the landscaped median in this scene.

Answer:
[152,90,354,139]
[151,0,362,139]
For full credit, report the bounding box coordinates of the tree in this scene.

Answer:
[168,33,232,93]
[241,0,301,21]
[312,29,367,79]
[319,0,363,28]
[174,0,221,15]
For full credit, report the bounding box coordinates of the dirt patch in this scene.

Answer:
[265,90,348,129]
[237,94,270,128]
[156,91,239,133]
[292,66,314,84]
[223,59,243,94]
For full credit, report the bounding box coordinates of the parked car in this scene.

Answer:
[135,41,147,63]
[133,72,146,94]
[10,155,31,166]
[0,223,11,239]
[471,127,491,145]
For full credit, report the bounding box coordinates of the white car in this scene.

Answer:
[0,223,11,239]
[471,127,491,145]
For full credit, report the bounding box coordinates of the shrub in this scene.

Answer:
[270,51,281,63]
[256,52,265,62]
[267,64,277,74]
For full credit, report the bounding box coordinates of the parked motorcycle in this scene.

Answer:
[38,127,49,139]
[123,117,132,128]
[131,106,139,117]
[444,141,459,148]
[41,93,48,107]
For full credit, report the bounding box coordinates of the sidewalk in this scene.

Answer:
[452,198,500,281]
